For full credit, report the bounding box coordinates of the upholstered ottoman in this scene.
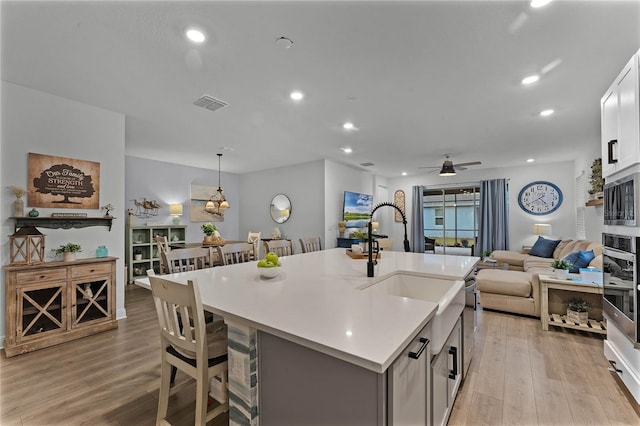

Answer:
[476,269,537,317]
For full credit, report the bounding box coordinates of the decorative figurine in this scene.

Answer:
[101,203,114,217]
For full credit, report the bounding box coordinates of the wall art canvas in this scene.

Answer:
[28,152,100,209]
[190,184,224,222]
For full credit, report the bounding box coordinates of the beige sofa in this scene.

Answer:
[476,239,602,317]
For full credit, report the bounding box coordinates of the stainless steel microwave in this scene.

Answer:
[604,173,640,226]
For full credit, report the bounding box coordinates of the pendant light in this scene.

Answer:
[205,153,230,214]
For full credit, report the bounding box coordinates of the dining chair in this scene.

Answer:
[299,237,322,253]
[377,238,393,251]
[155,236,171,274]
[149,276,228,425]
[247,231,262,259]
[263,239,294,257]
[217,242,255,265]
[162,247,211,273]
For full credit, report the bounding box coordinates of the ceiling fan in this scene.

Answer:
[419,155,482,176]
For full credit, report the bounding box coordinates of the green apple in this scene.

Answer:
[264,260,276,268]
[257,259,268,268]
[265,251,279,264]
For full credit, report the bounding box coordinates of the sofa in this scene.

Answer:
[476,237,602,317]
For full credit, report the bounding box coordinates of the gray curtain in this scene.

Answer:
[411,185,424,253]
[476,178,510,256]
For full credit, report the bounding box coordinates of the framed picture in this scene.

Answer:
[28,153,100,209]
[190,184,224,222]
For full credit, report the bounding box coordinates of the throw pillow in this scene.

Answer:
[561,250,596,273]
[561,251,581,273]
[529,236,561,258]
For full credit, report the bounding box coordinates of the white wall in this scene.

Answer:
[240,160,325,254]
[125,156,240,242]
[324,160,376,248]
[1,82,126,347]
[388,161,580,251]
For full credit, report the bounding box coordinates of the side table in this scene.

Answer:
[539,274,606,335]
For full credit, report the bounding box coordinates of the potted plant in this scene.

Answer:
[588,158,604,199]
[551,258,572,279]
[481,250,492,262]
[133,249,142,261]
[566,297,591,323]
[201,223,218,243]
[55,242,82,262]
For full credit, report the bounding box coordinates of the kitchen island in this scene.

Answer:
[137,248,478,425]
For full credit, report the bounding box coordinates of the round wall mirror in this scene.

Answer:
[270,194,291,224]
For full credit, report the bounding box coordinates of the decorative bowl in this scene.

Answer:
[258,266,281,279]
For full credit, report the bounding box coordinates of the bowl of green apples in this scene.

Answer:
[257,251,282,278]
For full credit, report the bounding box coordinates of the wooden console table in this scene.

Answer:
[539,274,605,335]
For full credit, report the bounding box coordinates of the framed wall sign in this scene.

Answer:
[393,190,405,222]
[518,181,563,215]
[28,153,100,209]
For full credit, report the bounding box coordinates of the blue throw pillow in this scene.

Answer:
[561,251,581,273]
[529,236,561,258]
[561,250,596,273]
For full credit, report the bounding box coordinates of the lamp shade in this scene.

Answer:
[533,223,551,236]
[371,221,379,231]
[169,204,183,216]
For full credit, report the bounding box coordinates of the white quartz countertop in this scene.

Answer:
[136,248,478,373]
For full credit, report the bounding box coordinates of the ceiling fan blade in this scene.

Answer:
[418,166,440,169]
[454,161,482,167]
[453,165,467,171]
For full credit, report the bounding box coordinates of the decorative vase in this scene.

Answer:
[63,252,76,262]
[28,208,39,217]
[204,235,215,244]
[567,309,588,323]
[96,246,108,258]
[13,198,24,217]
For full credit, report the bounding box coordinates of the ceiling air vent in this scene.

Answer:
[193,94,228,112]
[360,162,375,167]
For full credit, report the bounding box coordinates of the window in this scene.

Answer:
[435,208,443,226]
[424,186,480,255]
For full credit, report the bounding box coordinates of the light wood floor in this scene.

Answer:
[1,284,638,425]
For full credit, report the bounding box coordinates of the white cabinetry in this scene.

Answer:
[601,50,640,178]
[431,316,463,426]
[388,322,432,425]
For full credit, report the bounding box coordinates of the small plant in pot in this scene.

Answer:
[201,223,221,243]
[566,297,592,323]
[551,258,572,279]
[55,242,82,262]
[134,249,142,261]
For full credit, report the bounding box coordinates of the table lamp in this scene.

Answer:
[169,203,183,224]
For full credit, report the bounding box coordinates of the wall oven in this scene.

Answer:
[602,233,639,344]
[603,173,640,226]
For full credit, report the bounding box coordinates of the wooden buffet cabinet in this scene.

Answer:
[3,257,118,357]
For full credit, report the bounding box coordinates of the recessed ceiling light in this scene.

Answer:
[522,75,539,85]
[540,109,554,117]
[340,147,352,154]
[343,122,355,130]
[186,28,205,43]
[290,91,304,101]
[527,158,535,163]
[531,0,553,8]
[402,172,407,176]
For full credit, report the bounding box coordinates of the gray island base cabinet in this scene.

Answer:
[259,322,433,426]
[431,317,463,426]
